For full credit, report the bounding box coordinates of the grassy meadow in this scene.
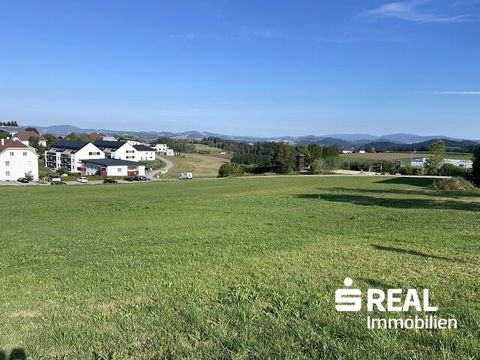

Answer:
[340,152,473,163]
[165,153,228,178]
[0,176,479,359]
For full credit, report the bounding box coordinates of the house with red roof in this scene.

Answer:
[0,138,39,181]
[14,130,47,147]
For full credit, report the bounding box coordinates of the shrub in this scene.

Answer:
[411,167,425,176]
[343,160,374,172]
[397,166,413,175]
[432,177,476,191]
[437,163,470,178]
[311,158,334,174]
[382,161,396,175]
[218,163,243,177]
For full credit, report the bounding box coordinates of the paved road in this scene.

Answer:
[157,154,174,171]
[147,154,175,179]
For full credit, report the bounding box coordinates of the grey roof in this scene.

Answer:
[83,158,141,166]
[133,144,155,151]
[51,140,89,150]
[94,140,127,149]
[0,126,22,133]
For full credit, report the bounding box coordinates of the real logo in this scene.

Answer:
[335,277,438,312]
[334,277,457,330]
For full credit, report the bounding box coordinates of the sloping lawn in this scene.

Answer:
[0,176,479,359]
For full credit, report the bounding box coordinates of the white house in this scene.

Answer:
[82,158,146,177]
[0,138,39,181]
[151,143,168,152]
[133,145,156,161]
[94,140,139,161]
[164,148,175,156]
[45,140,105,173]
[149,143,175,156]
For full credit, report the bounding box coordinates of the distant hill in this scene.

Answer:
[377,133,443,144]
[364,138,479,152]
[323,133,378,142]
[29,124,479,150]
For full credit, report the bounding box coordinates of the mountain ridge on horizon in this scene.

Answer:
[27,124,479,146]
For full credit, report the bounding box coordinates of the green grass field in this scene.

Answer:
[193,143,223,154]
[1,176,479,359]
[166,153,228,178]
[340,152,473,163]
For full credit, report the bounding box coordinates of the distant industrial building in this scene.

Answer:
[410,157,473,169]
[410,158,427,168]
[444,159,473,169]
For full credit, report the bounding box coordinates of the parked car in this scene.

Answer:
[138,176,150,182]
[103,178,118,184]
[178,172,193,180]
[124,176,135,182]
[49,175,61,184]
[17,177,30,183]
[76,176,88,184]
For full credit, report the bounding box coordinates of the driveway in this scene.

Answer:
[147,154,175,179]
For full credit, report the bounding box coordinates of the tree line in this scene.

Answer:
[206,137,340,176]
[0,121,19,126]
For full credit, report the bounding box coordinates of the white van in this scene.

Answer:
[178,172,193,180]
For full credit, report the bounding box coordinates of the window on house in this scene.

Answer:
[5,161,10,166]
[23,152,27,156]
[9,151,14,156]
[6,171,10,177]
[117,168,122,172]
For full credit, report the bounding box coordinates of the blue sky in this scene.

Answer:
[0,0,479,137]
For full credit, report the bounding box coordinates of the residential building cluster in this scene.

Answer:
[0,125,177,182]
[44,136,176,177]
[44,138,165,177]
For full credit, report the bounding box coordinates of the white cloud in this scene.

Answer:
[434,91,480,95]
[359,0,475,23]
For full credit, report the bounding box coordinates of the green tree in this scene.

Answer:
[472,146,480,187]
[218,163,243,177]
[308,144,323,162]
[425,140,445,174]
[273,142,295,174]
[25,127,39,133]
[65,132,91,142]
[43,133,58,147]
